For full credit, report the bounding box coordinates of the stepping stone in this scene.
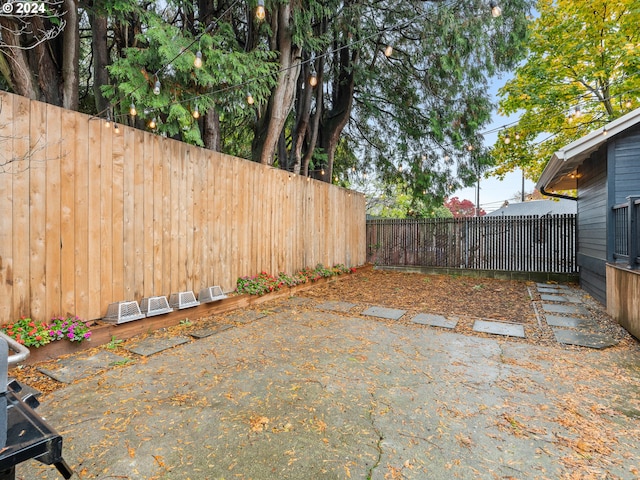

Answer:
[536,283,570,290]
[362,306,406,320]
[537,287,563,294]
[127,336,190,356]
[545,315,597,329]
[541,303,589,316]
[38,351,125,383]
[553,329,618,349]
[316,301,357,312]
[190,324,234,338]
[473,319,525,338]
[412,313,457,329]
[229,310,267,324]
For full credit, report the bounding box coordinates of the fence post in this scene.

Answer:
[628,196,640,269]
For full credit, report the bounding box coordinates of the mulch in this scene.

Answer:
[10,268,636,397]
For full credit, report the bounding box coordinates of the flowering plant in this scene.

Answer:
[1,315,92,348]
[48,316,92,343]
[2,317,51,348]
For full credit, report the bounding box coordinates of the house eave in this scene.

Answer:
[536,107,640,193]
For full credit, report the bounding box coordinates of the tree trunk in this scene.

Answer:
[289,63,312,174]
[0,18,36,99]
[89,10,110,114]
[254,3,301,165]
[318,48,357,181]
[61,0,79,110]
[202,107,221,151]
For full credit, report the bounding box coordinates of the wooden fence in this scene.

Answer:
[366,215,577,273]
[0,91,366,324]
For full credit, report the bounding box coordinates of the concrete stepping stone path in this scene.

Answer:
[362,306,406,320]
[316,301,358,313]
[553,329,619,349]
[473,319,525,338]
[190,324,234,339]
[411,313,458,329]
[127,336,190,356]
[38,351,126,383]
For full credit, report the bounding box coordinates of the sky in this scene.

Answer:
[451,76,536,213]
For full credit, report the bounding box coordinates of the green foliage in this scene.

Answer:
[103,10,279,148]
[236,264,356,296]
[493,0,640,181]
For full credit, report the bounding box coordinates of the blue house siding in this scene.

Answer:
[612,128,640,203]
[577,150,607,304]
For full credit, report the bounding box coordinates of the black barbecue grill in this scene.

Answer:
[0,333,73,480]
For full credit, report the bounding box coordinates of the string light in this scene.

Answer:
[626,99,632,109]
[194,50,203,69]
[384,45,393,57]
[104,113,111,128]
[114,123,120,133]
[320,168,325,175]
[129,102,137,116]
[467,144,474,151]
[192,105,200,119]
[489,1,502,17]
[153,78,161,95]
[602,127,608,136]
[309,71,318,87]
[149,117,157,129]
[514,132,521,141]
[256,0,266,20]
[246,92,255,105]
[503,132,511,144]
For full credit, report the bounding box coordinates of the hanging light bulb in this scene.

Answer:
[503,133,511,144]
[567,112,574,123]
[114,123,120,133]
[194,50,203,68]
[384,45,393,57]
[574,106,582,118]
[320,168,325,175]
[602,127,608,136]
[309,71,318,87]
[153,78,161,95]
[149,117,157,129]
[246,92,255,105]
[489,1,502,17]
[467,144,474,151]
[192,105,200,119]
[129,102,137,116]
[625,99,632,109]
[256,0,266,20]
[514,132,521,141]
[104,114,111,128]
[351,166,356,172]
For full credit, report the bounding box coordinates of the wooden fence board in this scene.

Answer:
[0,93,365,323]
[366,216,577,273]
[29,100,47,320]
[44,104,62,317]
[0,93,14,320]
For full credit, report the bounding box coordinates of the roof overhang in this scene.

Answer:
[536,107,640,192]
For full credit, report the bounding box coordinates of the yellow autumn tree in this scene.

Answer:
[491,0,640,181]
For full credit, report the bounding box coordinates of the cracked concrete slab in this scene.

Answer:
[19,310,640,480]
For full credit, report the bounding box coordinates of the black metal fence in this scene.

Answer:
[366,215,577,273]
[612,196,640,269]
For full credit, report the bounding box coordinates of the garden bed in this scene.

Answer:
[19,266,369,365]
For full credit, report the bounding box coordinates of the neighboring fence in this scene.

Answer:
[366,215,577,273]
[0,91,366,323]
[612,195,640,268]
